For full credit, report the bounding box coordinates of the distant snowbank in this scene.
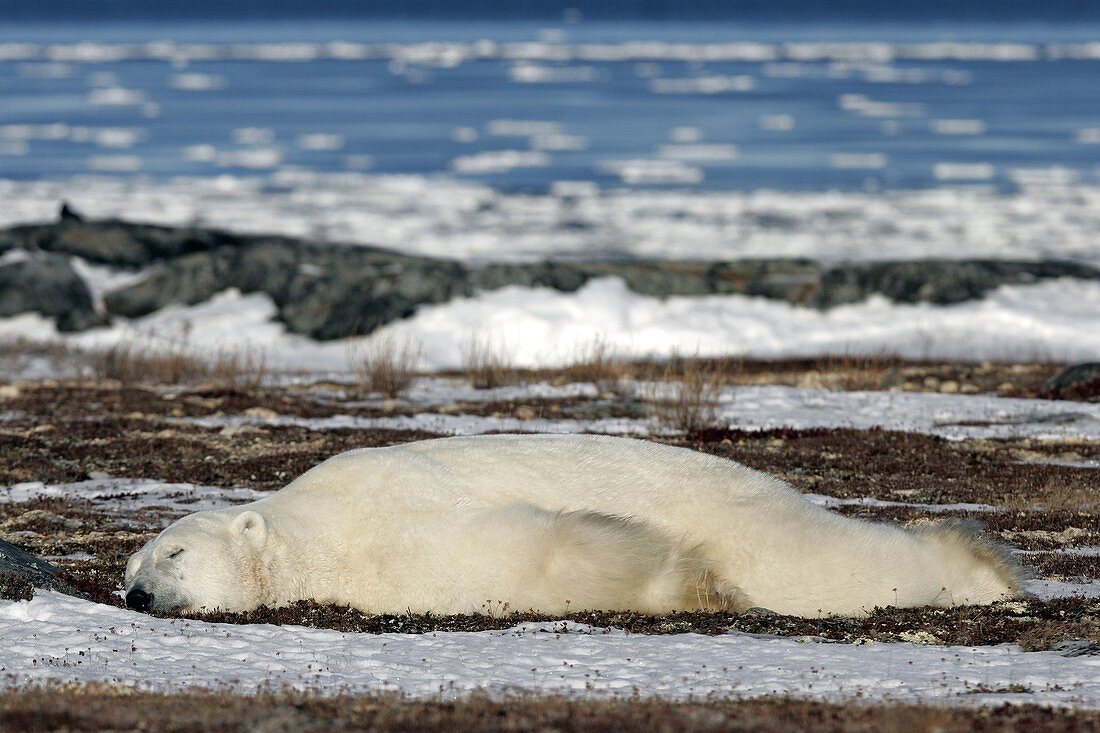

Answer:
[2,173,1099,264]
[375,277,1100,367]
[0,591,1097,704]
[1,277,1097,374]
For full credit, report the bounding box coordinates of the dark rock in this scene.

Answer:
[470,259,821,302]
[811,260,1100,308]
[0,217,264,268]
[104,251,227,317]
[59,202,84,223]
[0,538,82,597]
[1040,363,1100,402]
[5,214,1100,341]
[471,262,591,292]
[105,240,471,340]
[0,253,106,331]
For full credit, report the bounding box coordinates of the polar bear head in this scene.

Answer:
[124,509,269,613]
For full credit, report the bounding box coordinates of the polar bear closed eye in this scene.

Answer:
[123,434,1023,617]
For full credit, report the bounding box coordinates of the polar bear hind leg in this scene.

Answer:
[482,504,749,614]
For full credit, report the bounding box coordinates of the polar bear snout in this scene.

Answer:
[125,587,153,611]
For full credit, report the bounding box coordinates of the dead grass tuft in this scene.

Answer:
[644,356,737,434]
[90,340,267,389]
[810,351,898,391]
[347,334,421,397]
[0,336,69,364]
[461,335,519,389]
[562,336,630,391]
[208,347,268,391]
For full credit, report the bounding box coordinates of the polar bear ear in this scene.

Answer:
[232,511,267,546]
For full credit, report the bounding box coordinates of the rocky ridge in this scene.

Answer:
[2,209,1097,340]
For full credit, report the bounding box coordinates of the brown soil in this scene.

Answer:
[2,687,1098,733]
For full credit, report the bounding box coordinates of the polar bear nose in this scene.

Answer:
[126,588,153,611]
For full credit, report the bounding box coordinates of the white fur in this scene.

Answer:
[124,434,1021,617]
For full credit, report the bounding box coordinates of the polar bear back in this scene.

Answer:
[281,433,809,534]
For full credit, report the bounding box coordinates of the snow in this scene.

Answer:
[2,173,1100,265]
[4,276,1098,373]
[181,411,656,437]
[168,383,1100,441]
[0,591,1097,704]
[0,477,266,516]
[371,277,1100,367]
[67,256,150,312]
[804,494,997,513]
[1024,579,1100,600]
[712,385,1100,440]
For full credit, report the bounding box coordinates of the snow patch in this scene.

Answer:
[0,591,1097,703]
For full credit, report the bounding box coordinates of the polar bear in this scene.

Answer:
[123,434,1022,618]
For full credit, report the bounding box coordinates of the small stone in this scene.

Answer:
[1040,362,1100,401]
[923,376,941,389]
[219,424,261,437]
[939,380,959,393]
[243,406,279,420]
[960,384,980,394]
[0,384,20,399]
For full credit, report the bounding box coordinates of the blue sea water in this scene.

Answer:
[1,18,1098,192]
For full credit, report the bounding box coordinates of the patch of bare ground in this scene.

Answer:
[2,688,1098,733]
[139,596,1094,652]
[679,428,1100,508]
[0,382,413,422]
[0,420,441,489]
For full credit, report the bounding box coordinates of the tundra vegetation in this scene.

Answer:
[0,348,1097,730]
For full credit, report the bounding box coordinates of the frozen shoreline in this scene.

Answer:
[3,174,1099,265]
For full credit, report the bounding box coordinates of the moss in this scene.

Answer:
[0,573,34,602]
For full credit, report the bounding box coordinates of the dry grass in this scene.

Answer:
[644,356,736,434]
[810,351,898,391]
[461,334,519,389]
[562,336,631,391]
[1006,475,1099,513]
[208,347,268,391]
[0,337,70,370]
[347,334,421,397]
[89,340,267,389]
